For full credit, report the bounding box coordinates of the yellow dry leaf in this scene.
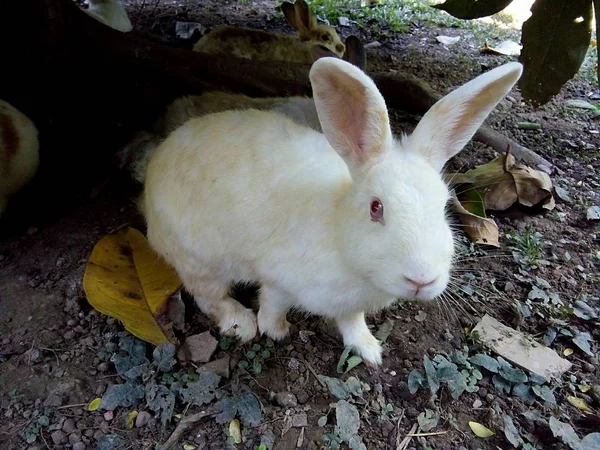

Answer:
[83,227,182,345]
[88,398,102,411]
[229,419,242,444]
[580,385,591,393]
[126,410,138,429]
[469,421,494,438]
[567,396,592,413]
[183,444,196,450]
[450,192,500,247]
[564,348,574,356]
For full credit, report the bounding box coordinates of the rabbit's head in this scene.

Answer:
[282,0,345,57]
[309,58,522,301]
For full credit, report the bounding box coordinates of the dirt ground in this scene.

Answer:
[1,1,599,449]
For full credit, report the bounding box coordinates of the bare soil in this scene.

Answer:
[1,1,599,449]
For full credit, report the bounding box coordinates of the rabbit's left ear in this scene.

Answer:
[406,62,523,172]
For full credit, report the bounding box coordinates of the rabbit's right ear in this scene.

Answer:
[310,58,391,174]
[294,0,317,33]
[281,1,301,30]
[343,35,367,71]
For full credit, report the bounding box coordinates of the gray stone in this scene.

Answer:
[51,430,67,445]
[73,442,86,450]
[69,431,82,444]
[177,332,218,363]
[44,394,63,407]
[62,418,76,433]
[292,413,308,428]
[63,330,75,340]
[275,391,298,408]
[97,362,109,373]
[197,356,230,378]
[135,411,152,428]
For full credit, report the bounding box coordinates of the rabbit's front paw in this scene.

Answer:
[219,304,258,343]
[257,308,290,341]
[351,334,382,366]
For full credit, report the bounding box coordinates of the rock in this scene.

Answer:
[62,418,76,433]
[177,332,218,363]
[338,16,350,27]
[472,314,572,380]
[554,186,572,203]
[295,390,309,405]
[44,394,63,407]
[166,292,186,331]
[583,363,595,373]
[63,330,75,340]
[292,413,308,428]
[394,381,415,401]
[73,442,86,450]
[197,356,230,378]
[275,392,298,408]
[587,206,600,220]
[135,411,152,428]
[97,362,109,373]
[103,411,113,421]
[405,407,418,418]
[504,281,516,292]
[51,430,67,445]
[69,431,82,444]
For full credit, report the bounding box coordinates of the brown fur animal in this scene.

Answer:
[193,0,344,63]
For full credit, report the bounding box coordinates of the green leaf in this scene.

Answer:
[97,434,125,450]
[153,343,176,372]
[318,415,328,427]
[100,381,145,410]
[252,360,263,375]
[519,0,594,105]
[532,384,556,405]
[424,355,439,394]
[512,383,534,402]
[246,351,256,360]
[337,347,353,374]
[319,375,349,400]
[237,360,249,370]
[572,331,594,355]
[469,354,500,373]
[344,376,367,397]
[417,409,439,432]
[335,400,361,443]
[492,374,512,394]
[458,186,487,217]
[345,356,363,373]
[408,370,426,394]
[497,357,528,384]
[502,413,523,448]
[548,416,581,449]
[180,372,221,406]
[145,383,175,426]
[431,0,513,19]
[215,393,262,427]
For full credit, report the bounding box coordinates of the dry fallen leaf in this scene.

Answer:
[126,410,138,429]
[469,421,494,438]
[229,419,242,444]
[448,147,554,212]
[450,191,500,247]
[482,40,522,56]
[564,348,574,356]
[567,396,593,413]
[83,227,182,345]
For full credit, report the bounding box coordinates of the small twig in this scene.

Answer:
[396,423,418,450]
[56,403,87,410]
[300,360,326,388]
[406,430,449,437]
[159,408,217,450]
[39,427,54,450]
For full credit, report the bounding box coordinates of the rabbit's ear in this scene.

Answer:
[311,44,339,62]
[281,2,300,30]
[407,62,523,172]
[344,35,366,71]
[310,58,392,174]
[294,0,316,32]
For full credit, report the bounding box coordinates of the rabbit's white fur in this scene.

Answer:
[143,60,522,365]
[83,0,133,33]
[0,100,40,218]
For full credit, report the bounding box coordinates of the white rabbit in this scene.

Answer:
[143,59,522,365]
[82,0,133,33]
[120,37,365,183]
[0,100,40,218]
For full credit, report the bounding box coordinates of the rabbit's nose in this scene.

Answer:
[404,276,437,289]
[336,43,345,53]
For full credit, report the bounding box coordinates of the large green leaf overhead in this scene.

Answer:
[432,0,514,19]
[519,0,593,106]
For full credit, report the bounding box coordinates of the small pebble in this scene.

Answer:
[67,319,77,327]
[583,362,595,373]
[292,413,308,428]
[296,390,310,404]
[135,411,151,428]
[97,362,109,372]
[51,430,67,445]
[405,407,418,418]
[103,411,113,421]
[73,442,86,450]
[63,330,75,340]
[68,431,82,444]
[485,394,494,403]
[275,391,298,408]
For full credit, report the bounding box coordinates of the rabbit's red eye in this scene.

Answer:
[370,198,384,223]
[321,34,330,41]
